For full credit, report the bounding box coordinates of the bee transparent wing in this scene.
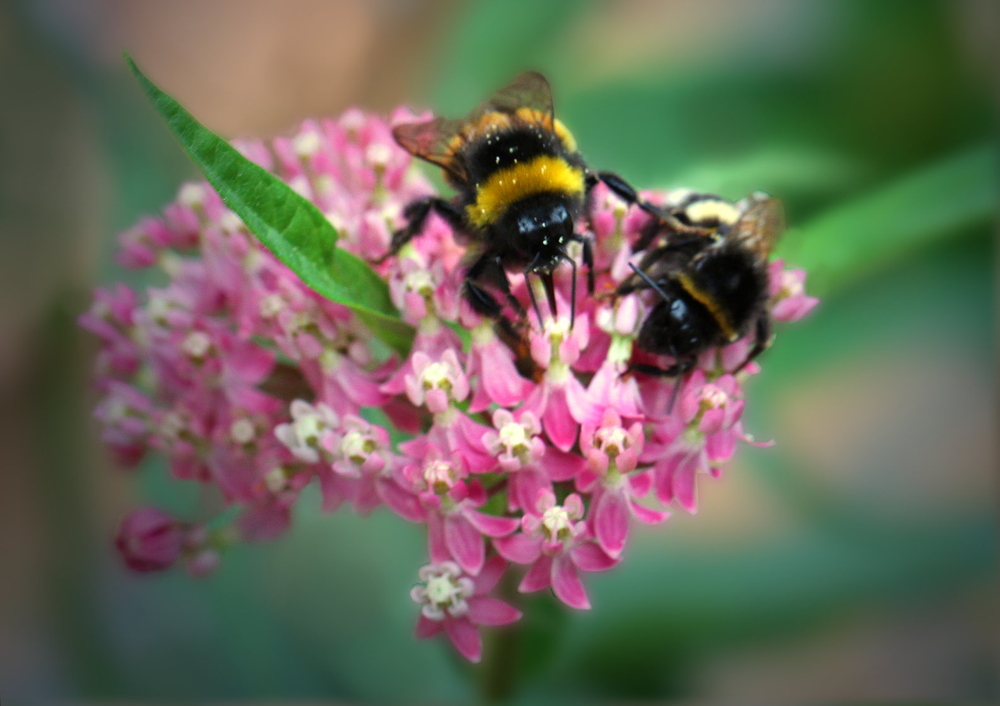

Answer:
[730,193,784,259]
[392,116,469,183]
[485,71,555,127]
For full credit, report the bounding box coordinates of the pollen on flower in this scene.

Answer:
[421,362,453,391]
[411,561,474,620]
[541,505,573,540]
[230,418,256,445]
[293,130,322,158]
[423,458,460,493]
[700,385,730,411]
[181,331,212,359]
[177,182,206,209]
[264,466,288,493]
[275,400,339,463]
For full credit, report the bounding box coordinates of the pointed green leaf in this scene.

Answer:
[778,143,998,295]
[125,53,413,354]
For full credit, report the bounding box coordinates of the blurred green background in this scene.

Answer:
[1,0,996,702]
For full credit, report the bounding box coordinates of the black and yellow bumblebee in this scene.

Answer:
[619,191,783,394]
[384,71,658,330]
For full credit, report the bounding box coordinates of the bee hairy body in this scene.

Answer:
[637,244,770,359]
[623,192,782,396]
[386,72,660,332]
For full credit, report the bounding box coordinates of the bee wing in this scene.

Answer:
[392,116,470,183]
[484,71,555,127]
[730,193,784,259]
[393,72,554,183]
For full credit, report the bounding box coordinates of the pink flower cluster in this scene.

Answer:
[82,110,817,663]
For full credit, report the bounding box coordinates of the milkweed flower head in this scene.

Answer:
[82,110,817,663]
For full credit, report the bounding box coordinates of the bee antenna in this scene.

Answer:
[628,262,672,302]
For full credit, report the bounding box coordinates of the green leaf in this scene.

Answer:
[778,143,998,295]
[124,53,413,354]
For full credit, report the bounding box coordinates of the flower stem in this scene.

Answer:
[479,568,520,702]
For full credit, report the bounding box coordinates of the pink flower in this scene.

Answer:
[482,409,584,511]
[404,349,469,414]
[578,409,668,558]
[274,399,340,464]
[115,507,185,573]
[399,446,519,575]
[411,556,521,663]
[650,371,771,513]
[464,319,531,412]
[94,382,154,467]
[522,313,595,451]
[494,490,617,609]
[769,260,819,322]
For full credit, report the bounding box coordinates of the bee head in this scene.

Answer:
[500,194,574,271]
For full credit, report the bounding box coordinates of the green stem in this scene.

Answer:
[478,567,521,703]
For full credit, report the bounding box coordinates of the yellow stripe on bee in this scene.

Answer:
[684,199,740,228]
[514,108,578,152]
[466,155,585,228]
[677,273,739,341]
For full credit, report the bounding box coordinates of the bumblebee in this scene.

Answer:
[620,191,783,393]
[385,71,658,328]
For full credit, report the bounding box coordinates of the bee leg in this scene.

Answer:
[595,171,709,241]
[377,197,464,263]
[493,315,543,383]
[632,216,664,253]
[570,233,596,295]
[540,271,559,324]
[466,252,527,324]
[733,315,772,373]
[524,273,545,327]
[594,172,661,219]
[560,255,578,327]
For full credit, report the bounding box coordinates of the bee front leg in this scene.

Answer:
[570,233,595,295]
[464,252,526,323]
[733,315,772,373]
[377,197,465,263]
[594,171,707,243]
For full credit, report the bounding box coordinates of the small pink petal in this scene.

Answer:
[378,478,426,522]
[467,596,522,626]
[570,542,618,571]
[425,388,449,414]
[474,554,508,594]
[465,510,520,538]
[415,614,443,639]
[519,555,553,593]
[445,515,485,575]
[543,447,586,482]
[630,499,670,525]
[444,617,482,663]
[552,556,590,609]
[671,452,701,514]
[628,470,653,497]
[700,408,726,435]
[494,533,543,565]
[427,513,450,564]
[594,490,629,559]
[510,469,551,512]
[543,385,579,452]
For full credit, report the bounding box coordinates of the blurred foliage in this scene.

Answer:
[15,0,996,703]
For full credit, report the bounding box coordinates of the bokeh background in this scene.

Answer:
[1,0,996,702]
